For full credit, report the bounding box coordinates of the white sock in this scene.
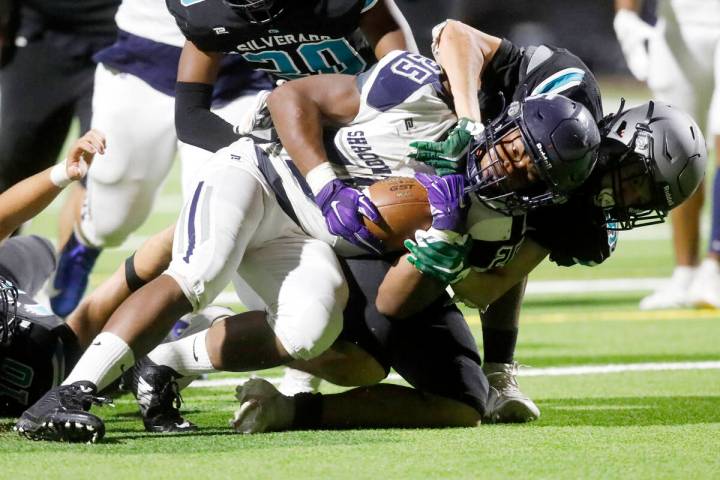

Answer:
[63,332,135,391]
[147,329,217,376]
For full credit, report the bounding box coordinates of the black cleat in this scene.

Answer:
[15,381,111,443]
[127,357,196,433]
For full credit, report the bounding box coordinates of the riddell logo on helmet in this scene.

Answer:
[535,142,552,170]
[664,185,674,207]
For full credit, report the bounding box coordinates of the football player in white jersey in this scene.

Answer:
[15,46,600,441]
[614,0,720,309]
[47,0,273,318]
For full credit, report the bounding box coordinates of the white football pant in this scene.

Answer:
[165,139,348,360]
[80,63,259,247]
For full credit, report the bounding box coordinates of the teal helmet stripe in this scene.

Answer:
[531,67,586,96]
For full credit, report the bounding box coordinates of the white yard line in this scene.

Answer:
[188,360,720,388]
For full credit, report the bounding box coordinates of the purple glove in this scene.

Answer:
[314,179,384,254]
[415,172,468,231]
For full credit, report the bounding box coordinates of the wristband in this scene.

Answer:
[306,162,338,196]
[49,160,72,188]
[458,118,485,137]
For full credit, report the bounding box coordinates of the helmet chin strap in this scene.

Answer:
[594,187,616,208]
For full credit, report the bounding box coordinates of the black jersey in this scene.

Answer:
[167,0,377,79]
[21,0,120,36]
[478,39,612,267]
[0,293,81,416]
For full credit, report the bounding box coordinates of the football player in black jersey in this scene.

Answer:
[167,0,416,152]
[379,20,707,423]
[0,130,107,418]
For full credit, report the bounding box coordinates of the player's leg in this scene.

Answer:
[231,257,484,432]
[17,152,267,441]
[50,64,178,317]
[689,37,720,308]
[65,224,175,348]
[640,16,715,309]
[479,277,540,422]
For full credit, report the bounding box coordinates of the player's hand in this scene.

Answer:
[409,118,483,176]
[66,129,106,181]
[415,172,468,232]
[404,227,471,285]
[314,178,384,254]
[613,9,655,81]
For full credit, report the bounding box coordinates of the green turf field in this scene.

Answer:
[1,84,719,479]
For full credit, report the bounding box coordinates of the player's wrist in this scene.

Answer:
[613,9,646,38]
[49,159,73,188]
[306,162,338,196]
[457,117,484,137]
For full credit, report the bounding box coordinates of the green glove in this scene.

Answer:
[409,118,483,176]
[404,228,472,285]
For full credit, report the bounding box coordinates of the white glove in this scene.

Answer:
[234,89,272,136]
[613,9,655,81]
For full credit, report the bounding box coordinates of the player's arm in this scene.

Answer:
[359,0,417,57]
[432,20,501,122]
[452,240,549,308]
[408,21,500,175]
[267,74,360,176]
[175,40,240,152]
[0,129,104,242]
[377,238,549,318]
[613,0,653,81]
[268,74,384,253]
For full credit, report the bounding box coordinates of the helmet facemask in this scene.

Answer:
[465,105,557,216]
[224,0,284,24]
[465,95,599,216]
[598,100,684,230]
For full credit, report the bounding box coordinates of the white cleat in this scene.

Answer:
[687,259,720,309]
[639,266,696,310]
[230,378,293,434]
[483,362,540,423]
[277,368,321,396]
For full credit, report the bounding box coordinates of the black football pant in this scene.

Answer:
[338,256,490,415]
[0,30,103,192]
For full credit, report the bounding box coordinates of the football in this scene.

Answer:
[364,177,432,251]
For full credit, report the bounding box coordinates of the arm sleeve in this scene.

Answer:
[174,81,241,152]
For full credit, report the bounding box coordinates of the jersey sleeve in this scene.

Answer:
[360,50,445,113]
[526,198,617,267]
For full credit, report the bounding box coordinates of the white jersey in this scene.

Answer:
[659,0,720,27]
[115,0,186,47]
[245,50,526,268]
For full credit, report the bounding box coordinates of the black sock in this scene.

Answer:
[292,392,323,430]
[482,326,518,364]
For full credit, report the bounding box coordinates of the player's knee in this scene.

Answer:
[277,291,347,361]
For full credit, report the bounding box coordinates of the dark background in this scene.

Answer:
[395,0,657,75]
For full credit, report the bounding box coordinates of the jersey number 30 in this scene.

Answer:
[241,38,367,79]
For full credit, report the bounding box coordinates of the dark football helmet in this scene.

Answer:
[223,0,285,24]
[0,274,18,346]
[596,100,707,230]
[466,94,600,215]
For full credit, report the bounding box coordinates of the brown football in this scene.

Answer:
[364,177,432,251]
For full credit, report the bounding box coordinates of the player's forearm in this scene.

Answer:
[453,240,548,307]
[175,81,240,152]
[0,166,63,241]
[434,21,500,122]
[376,254,446,318]
[615,0,642,12]
[267,83,328,176]
[360,0,417,58]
